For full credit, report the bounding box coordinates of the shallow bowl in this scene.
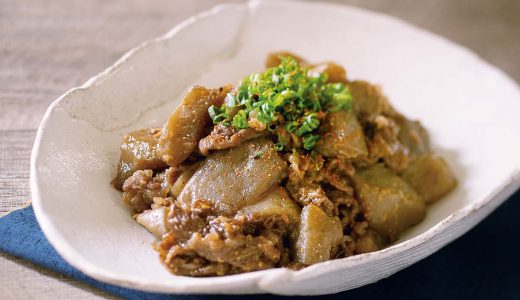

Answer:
[31,0,520,295]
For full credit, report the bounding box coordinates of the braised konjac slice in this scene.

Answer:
[352,164,426,240]
[355,229,388,254]
[348,80,392,118]
[315,110,368,160]
[178,139,288,215]
[112,128,167,190]
[396,117,431,159]
[170,162,201,198]
[294,204,343,265]
[308,62,348,83]
[402,154,457,204]
[236,186,301,225]
[158,85,231,167]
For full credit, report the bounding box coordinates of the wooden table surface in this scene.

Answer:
[1,0,519,298]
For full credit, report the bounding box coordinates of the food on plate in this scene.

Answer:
[112,52,457,276]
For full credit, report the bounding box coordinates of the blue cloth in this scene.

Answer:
[1,190,519,300]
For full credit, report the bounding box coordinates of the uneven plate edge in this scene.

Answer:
[29,2,272,295]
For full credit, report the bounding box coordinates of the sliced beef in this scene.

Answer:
[326,190,374,256]
[122,167,179,213]
[363,114,412,172]
[159,242,241,277]
[159,206,290,276]
[286,182,335,216]
[286,151,326,184]
[135,206,167,238]
[324,158,355,193]
[198,124,264,156]
[186,231,282,272]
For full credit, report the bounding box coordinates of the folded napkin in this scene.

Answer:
[1,190,519,299]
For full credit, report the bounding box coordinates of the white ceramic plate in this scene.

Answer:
[31,0,520,295]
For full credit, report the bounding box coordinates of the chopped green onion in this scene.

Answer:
[302,134,320,150]
[225,93,237,107]
[208,105,228,123]
[232,110,249,129]
[208,56,352,151]
[296,113,320,136]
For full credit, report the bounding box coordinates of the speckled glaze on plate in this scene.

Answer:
[30,0,520,295]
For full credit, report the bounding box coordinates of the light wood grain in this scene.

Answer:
[1,0,519,299]
[0,253,116,300]
[0,130,34,213]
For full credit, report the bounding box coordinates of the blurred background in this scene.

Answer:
[1,0,519,298]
